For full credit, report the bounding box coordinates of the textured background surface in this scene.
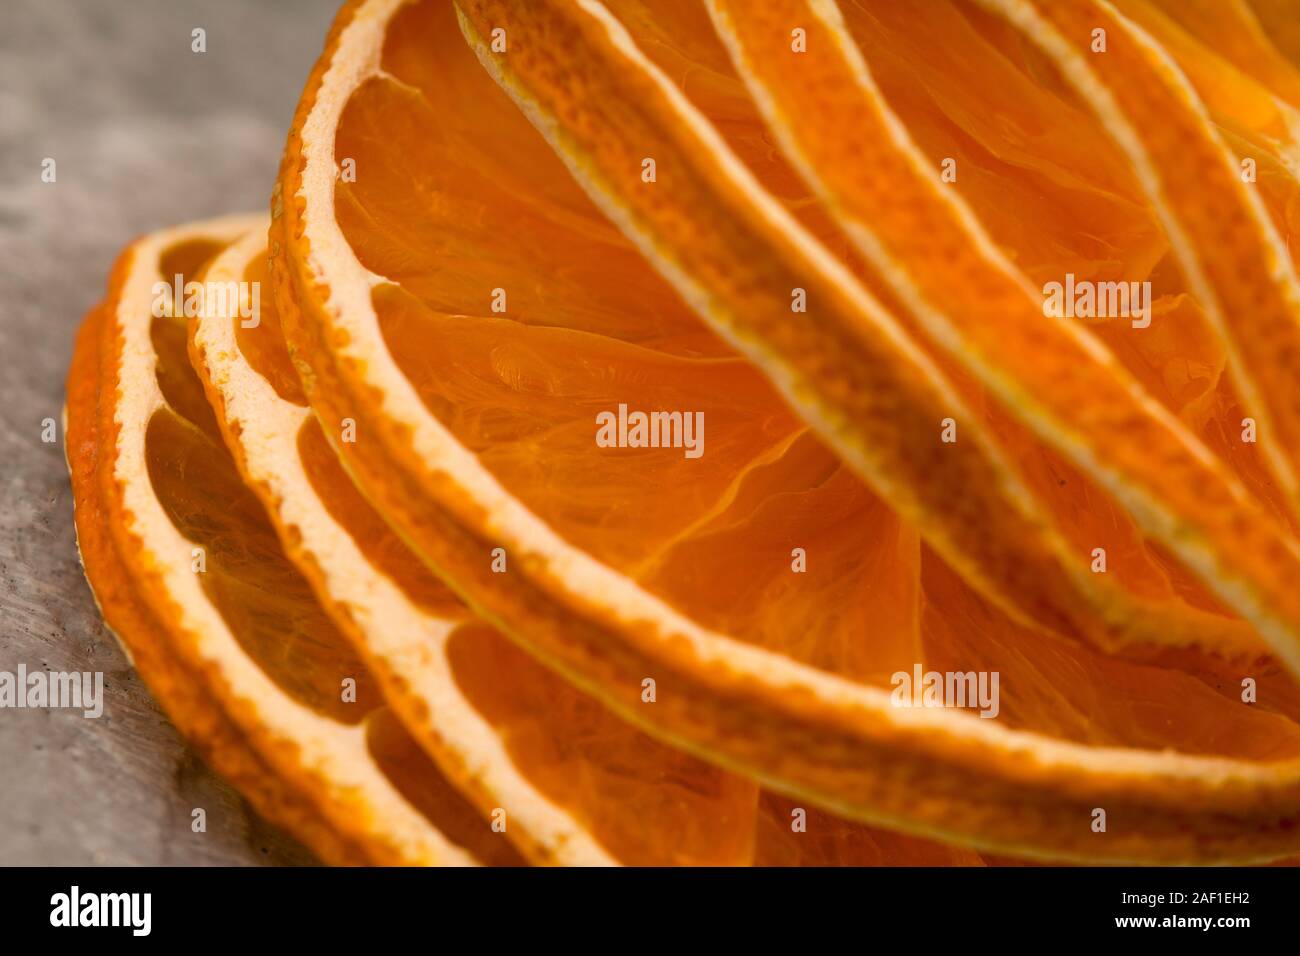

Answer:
[0,0,339,865]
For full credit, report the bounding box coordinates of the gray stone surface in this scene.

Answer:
[0,0,340,865]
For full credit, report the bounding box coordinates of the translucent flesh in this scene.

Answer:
[238,249,979,864]
[146,406,377,724]
[891,0,1300,530]
[633,0,1269,649]
[136,234,524,864]
[825,0,1300,712]
[328,0,1300,759]
[237,255,308,406]
[363,708,526,865]
[457,0,1300,686]
[630,10,1285,700]
[446,623,762,865]
[826,0,1169,287]
[1143,0,1300,108]
[294,396,769,865]
[978,0,1300,533]
[344,0,929,689]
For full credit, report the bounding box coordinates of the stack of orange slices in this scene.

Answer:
[65,0,1300,865]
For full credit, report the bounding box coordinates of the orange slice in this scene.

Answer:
[191,228,697,865]
[700,0,1300,667]
[447,0,1179,655]
[65,215,523,866]
[271,0,1300,862]
[197,226,983,865]
[968,0,1300,528]
[67,305,367,866]
[813,0,1300,641]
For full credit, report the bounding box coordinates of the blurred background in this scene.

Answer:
[0,0,338,864]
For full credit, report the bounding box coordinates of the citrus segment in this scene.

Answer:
[603,2,1289,681]
[696,0,1300,673]
[201,227,986,865]
[448,0,1136,648]
[193,230,730,865]
[973,0,1300,531]
[271,0,1300,862]
[68,301,370,867]
[65,215,518,866]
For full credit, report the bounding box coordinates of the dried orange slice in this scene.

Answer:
[453,0,1300,671]
[271,0,1300,862]
[191,228,658,865]
[702,0,1300,665]
[196,226,982,865]
[966,0,1300,528]
[449,0,1182,657]
[65,215,523,866]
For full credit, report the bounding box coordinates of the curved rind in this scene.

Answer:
[272,0,1300,863]
[965,0,1300,665]
[451,0,1133,650]
[66,235,368,866]
[192,228,614,865]
[70,214,478,867]
[702,0,1300,669]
